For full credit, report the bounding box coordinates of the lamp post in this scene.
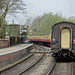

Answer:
[19,25,29,43]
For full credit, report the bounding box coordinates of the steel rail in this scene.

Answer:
[19,53,45,75]
[72,62,74,75]
[46,60,56,75]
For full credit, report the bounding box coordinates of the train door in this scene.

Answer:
[61,28,70,49]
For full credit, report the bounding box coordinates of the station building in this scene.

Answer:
[0,24,27,48]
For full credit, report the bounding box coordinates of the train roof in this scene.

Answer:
[28,33,50,36]
[51,21,75,29]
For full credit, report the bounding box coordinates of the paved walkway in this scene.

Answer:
[0,44,33,54]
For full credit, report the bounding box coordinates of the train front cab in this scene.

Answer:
[51,22,75,59]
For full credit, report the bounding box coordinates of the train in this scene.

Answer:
[51,21,75,60]
[28,33,51,46]
[28,21,75,60]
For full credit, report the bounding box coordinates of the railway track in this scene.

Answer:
[46,61,75,75]
[46,60,56,75]
[21,46,53,75]
[71,62,75,75]
[1,44,75,75]
[19,53,45,75]
[0,45,46,75]
[19,45,46,75]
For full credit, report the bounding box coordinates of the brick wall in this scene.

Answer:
[0,39,10,48]
[0,44,33,71]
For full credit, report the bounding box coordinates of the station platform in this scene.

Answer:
[0,44,33,70]
[0,44,33,55]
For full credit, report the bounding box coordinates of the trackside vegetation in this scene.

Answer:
[28,12,75,34]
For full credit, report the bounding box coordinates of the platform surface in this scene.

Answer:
[0,44,33,55]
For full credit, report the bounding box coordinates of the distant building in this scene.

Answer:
[3,24,20,39]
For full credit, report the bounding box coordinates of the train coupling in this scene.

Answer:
[63,53,67,57]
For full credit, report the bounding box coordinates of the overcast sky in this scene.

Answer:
[6,0,75,24]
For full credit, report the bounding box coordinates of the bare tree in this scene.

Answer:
[0,0,26,27]
[26,17,33,26]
